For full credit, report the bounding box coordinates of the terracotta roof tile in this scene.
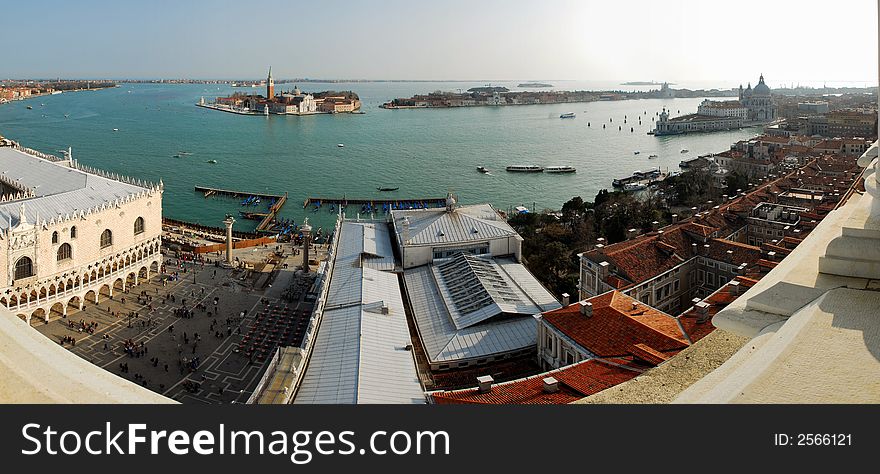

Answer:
[541,291,689,360]
[429,359,643,405]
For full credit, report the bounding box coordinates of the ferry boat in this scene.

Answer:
[477,166,490,173]
[544,166,576,173]
[506,165,544,173]
[559,113,576,119]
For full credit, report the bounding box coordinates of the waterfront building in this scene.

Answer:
[0,141,162,324]
[394,196,561,372]
[654,75,778,136]
[697,99,748,119]
[653,107,744,135]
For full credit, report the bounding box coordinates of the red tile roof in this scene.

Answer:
[541,291,689,361]
[430,359,643,405]
[702,238,762,266]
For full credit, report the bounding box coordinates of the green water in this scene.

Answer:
[0,81,760,231]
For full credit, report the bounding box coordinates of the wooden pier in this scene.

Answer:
[195,185,288,232]
[303,196,448,212]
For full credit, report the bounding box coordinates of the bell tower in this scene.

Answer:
[267,66,275,100]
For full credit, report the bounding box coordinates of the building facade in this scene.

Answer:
[0,142,162,324]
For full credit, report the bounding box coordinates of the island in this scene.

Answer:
[518,82,553,88]
[197,67,361,116]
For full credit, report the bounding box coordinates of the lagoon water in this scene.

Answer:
[0,80,760,230]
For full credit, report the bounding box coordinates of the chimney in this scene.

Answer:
[651,221,660,231]
[579,301,593,318]
[477,375,494,393]
[542,377,559,393]
[728,280,741,295]
[671,213,679,223]
[626,228,638,240]
[561,293,570,306]
[695,301,711,322]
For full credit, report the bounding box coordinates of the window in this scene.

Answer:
[14,257,33,280]
[70,226,77,239]
[100,229,113,248]
[565,352,574,365]
[134,217,145,235]
[52,231,58,244]
[57,243,72,262]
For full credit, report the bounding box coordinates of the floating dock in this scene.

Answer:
[195,185,287,232]
[304,196,448,213]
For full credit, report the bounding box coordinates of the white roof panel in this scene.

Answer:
[0,147,147,229]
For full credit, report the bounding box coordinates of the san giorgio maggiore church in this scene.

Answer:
[0,139,162,324]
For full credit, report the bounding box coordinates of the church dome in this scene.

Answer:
[753,74,770,96]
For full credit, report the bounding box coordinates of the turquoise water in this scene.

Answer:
[0,81,760,230]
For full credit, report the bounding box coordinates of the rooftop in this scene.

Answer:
[392,203,519,248]
[540,291,690,362]
[0,146,152,230]
[294,221,424,404]
[403,255,560,364]
[430,358,644,405]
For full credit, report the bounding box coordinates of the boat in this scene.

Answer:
[559,113,576,119]
[26,105,32,110]
[633,151,640,155]
[206,160,217,164]
[680,149,689,153]
[112,128,119,132]
[648,154,658,159]
[506,165,544,172]
[377,187,399,191]
[477,166,490,173]
[64,114,70,118]
[544,166,576,173]
[177,151,192,155]
[624,182,647,191]
[337,143,344,147]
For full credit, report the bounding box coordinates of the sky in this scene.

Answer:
[1,0,877,84]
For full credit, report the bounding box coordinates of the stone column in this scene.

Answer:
[301,218,312,274]
[223,215,235,266]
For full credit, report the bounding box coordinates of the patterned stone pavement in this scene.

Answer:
[35,244,318,404]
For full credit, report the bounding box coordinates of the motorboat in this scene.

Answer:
[648,154,658,158]
[544,166,576,173]
[506,165,544,172]
[377,187,399,191]
[477,166,490,173]
[337,143,344,147]
[559,113,576,119]
[113,128,119,132]
[633,151,640,155]
[206,160,217,164]
[680,149,689,153]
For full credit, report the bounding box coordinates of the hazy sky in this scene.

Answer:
[2,0,877,84]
